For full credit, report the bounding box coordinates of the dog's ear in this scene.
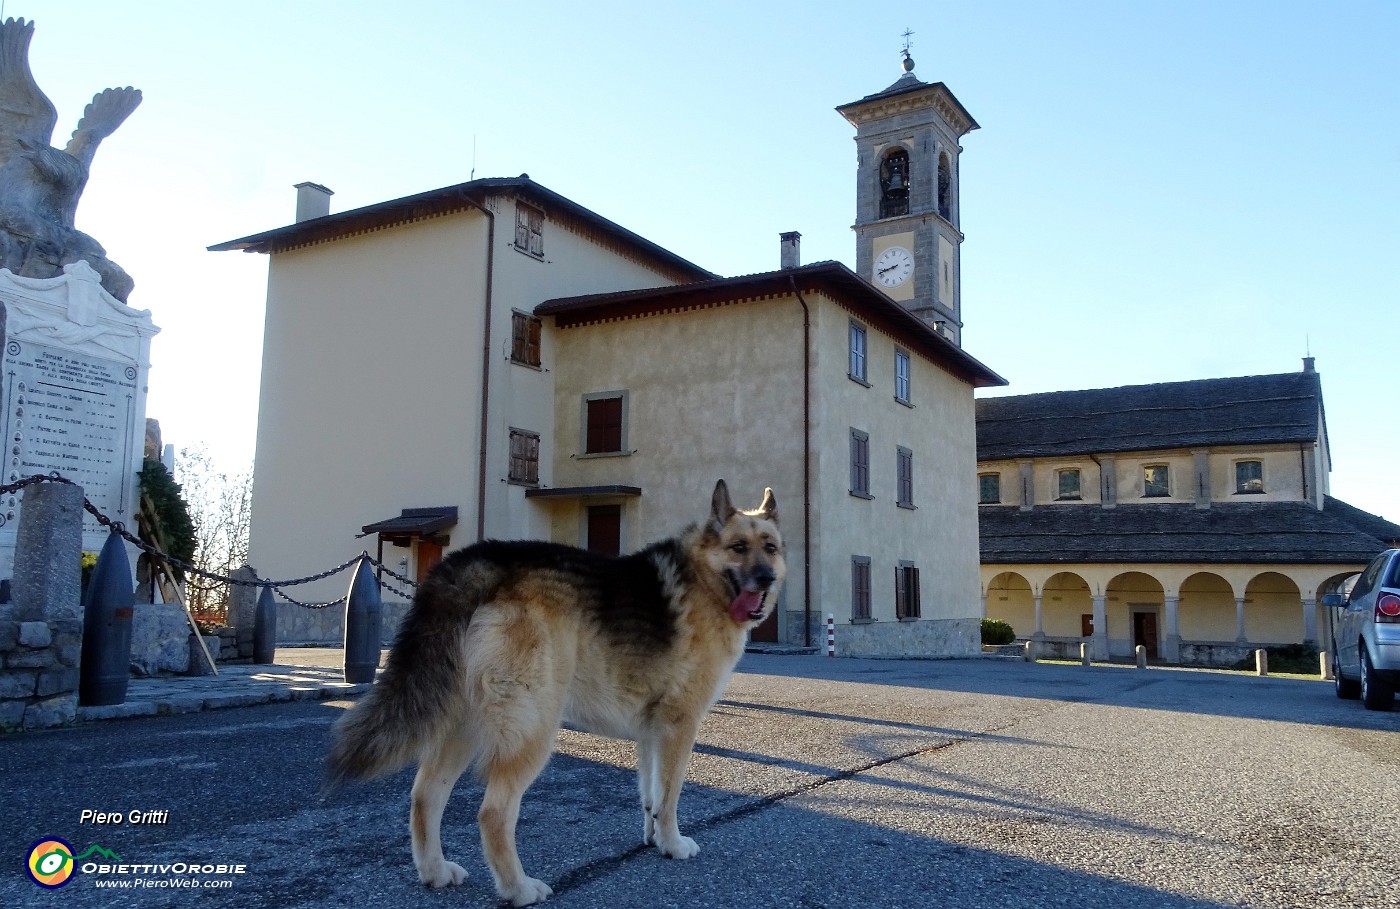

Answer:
[758,487,778,525]
[709,479,735,534]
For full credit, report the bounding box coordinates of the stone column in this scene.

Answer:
[1301,595,1318,644]
[1162,595,1182,662]
[1235,596,1248,643]
[1032,593,1045,638]
[2,481,84,729]
[1091,594,1109,660]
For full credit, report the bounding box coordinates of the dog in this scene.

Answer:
[326,480,784,906]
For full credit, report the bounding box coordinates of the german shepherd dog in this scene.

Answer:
[327,480,783,906]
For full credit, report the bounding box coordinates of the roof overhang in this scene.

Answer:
[360,506,458,546]
[208,176,714,282]
[523,485,643,500]
[537,261,1006,389]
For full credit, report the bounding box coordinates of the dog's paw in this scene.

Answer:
[654,833,700,860]
[501,876,553,906]
[419,860,468,888]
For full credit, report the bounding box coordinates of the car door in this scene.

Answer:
[1339,554,1386,675]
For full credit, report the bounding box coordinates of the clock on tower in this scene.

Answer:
[837,40,978,346]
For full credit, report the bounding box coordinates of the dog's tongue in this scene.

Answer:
[729,590,763,623]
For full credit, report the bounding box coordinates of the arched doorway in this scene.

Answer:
[1106,571,1165,659]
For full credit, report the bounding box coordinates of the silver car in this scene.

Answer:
[1325,548,1400,711]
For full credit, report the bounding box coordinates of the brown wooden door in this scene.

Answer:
[586,506,622,556]
[416,539,443,585]
[1133,611,1159,657]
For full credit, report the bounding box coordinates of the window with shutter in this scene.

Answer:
[511,312,542,367]
[584,394,626,455]
[850,429,870,497]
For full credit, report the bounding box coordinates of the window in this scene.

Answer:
[515,202,544,257]
[937,152,952,220]
[508,429,540,485]
[852,556,872,622]
[583,392,626,455]
[894,350,911,404]
[897,447,914,508]
[1235,460,1264,494]
[879,148,910,219]
[1057,468,1082,500]
[979,473,1001,504]
[849,322,868,384]
[895,562,921,620]
[1144,465,1170,497]
[850,429,871,497]
[510,312,542,367]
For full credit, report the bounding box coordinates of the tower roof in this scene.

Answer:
[836,76,979,135]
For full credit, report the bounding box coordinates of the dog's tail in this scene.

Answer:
[324,555,487,791]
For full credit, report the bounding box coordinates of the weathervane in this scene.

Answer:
[900,28,916,74]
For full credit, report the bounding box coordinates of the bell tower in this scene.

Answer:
[838,37,978,346]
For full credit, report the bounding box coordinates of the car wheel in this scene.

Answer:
[1360,647,1395,712]
[1334,649,1360,699]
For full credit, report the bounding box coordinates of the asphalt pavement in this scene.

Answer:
[4,651,1398,909]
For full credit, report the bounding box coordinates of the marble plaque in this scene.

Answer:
[2,340,140,534]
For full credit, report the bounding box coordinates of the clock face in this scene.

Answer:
[874,245,914,288]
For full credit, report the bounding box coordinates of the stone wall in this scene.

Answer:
[275,600,411,645]
[835,616,981,659]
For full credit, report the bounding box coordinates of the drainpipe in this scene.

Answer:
[459,192,496,541]
[788,277,813,646]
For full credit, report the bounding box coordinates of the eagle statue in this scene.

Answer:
[0,18,141,302]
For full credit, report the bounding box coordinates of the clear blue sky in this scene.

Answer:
[10,1,1399,521]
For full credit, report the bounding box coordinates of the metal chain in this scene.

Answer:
[2,473,420,606]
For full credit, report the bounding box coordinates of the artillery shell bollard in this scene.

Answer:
[1320,650,1332,680]
[343,557,383,684]
[1080,642,1091,666]
[252,585,277,665]
[1024,640,1037,663]
[1135,645,1148,669]
[1255,649,1269,677]
[79,530,136,706]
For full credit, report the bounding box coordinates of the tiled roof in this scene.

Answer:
[976,372,1323,460]
[978,496,1400,565]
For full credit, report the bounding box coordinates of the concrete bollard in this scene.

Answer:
[252,586,276,664]
[1320,650,1332,680]
[1255,649,1269,677]
[78,530,136,706]
[1135,645,1147,669]
[1080,642,1091,666]
[343,557,383,684]
[1024,640,1037,663]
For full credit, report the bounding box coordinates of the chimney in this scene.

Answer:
[1302,356,1316,373]
[294,182,334,222]
[779,231,801,270]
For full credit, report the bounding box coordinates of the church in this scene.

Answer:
[211,52,1006,656]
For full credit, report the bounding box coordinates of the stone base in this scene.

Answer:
[834,616,981,658]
